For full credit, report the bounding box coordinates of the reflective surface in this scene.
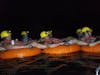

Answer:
[0,52,100,75]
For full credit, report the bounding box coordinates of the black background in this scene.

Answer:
[0,0,99,39]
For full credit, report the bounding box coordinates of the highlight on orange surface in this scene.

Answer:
[42,44,80,55]
[0,48,42,59]
[81,44,100,53]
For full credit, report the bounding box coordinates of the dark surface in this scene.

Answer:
[0,53,100,75]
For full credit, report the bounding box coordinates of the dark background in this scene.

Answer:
[0,0,99,39]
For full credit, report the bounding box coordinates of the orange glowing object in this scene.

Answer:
[81,44,100,53]
[43,44,80,55]
[0,48,41,59]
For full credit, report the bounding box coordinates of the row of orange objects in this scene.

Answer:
[0,44,100,60]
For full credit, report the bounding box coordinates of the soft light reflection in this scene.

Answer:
[18,53,24,58]
[0,52,100,75]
